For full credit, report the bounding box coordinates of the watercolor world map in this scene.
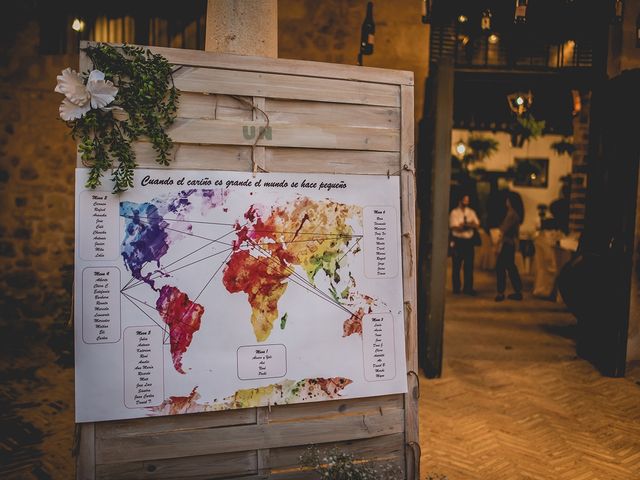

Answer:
[74,169,407,422]
[119,189,378,413]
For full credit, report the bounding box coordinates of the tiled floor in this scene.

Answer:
[420,269,640,480]
[4,269,640,479]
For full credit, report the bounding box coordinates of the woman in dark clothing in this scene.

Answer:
[495,191,524,302]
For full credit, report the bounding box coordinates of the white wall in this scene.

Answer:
[452,129,573,235]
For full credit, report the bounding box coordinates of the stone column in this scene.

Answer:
[205,0,277,57]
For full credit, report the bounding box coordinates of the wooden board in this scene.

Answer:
[76,41,418,480]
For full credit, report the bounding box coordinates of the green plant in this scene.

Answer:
[515,114,546,142]
[69,44,179,193]
[466,135,499,162]
[551,138,576,156]
[299,446,401,480]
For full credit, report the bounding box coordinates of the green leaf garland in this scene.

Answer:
[70,44,179,193]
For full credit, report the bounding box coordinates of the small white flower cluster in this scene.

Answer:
[54,68,119,121]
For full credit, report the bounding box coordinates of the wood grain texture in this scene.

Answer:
[267,394,404,423]
[265,148,400,175]
[269,432,405,470]
[256,407,270,476]
[79,42,414,86]
[265,99,401,129]
[76,423,96,480]
[400,84,420,480]
[95,408,256,439]
[132,143,253,171]
[172,66,401,107]
[96,409,405,464]
[177,93,253,120]
[96,450,257,480]
[163,118,399,151]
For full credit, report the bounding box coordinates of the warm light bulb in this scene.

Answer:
[456,142,466,155]
[488,34,499,44]
[72,18,85,32]
[516,96,524,106]
[567,40,576,48]
[458,15,468,23]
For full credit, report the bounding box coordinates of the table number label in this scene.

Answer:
[237,344,287,380]
[79,191,119,261]
[124,327,164,409]
[82,267,121,344]
[362,313,396,381]
[364,206,399,278]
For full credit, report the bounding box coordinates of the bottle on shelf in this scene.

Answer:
[358,2,375,65]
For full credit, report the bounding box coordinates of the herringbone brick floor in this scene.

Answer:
[4,270,640,479]
[420,270,640,480]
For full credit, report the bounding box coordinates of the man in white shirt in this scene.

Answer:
[449,194,480,295]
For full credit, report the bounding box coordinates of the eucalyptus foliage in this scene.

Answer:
[71,44,179,193]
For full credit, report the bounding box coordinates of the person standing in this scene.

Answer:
[449,194,480,295]
[494,192,524,301]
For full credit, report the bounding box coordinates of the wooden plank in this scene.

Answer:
[163,118,400,152]
[256,407,270,476]
[80,146,398,175]
[96,409,404,464]
[76,423,96,480]
[265,99,400,129]
[252,97,267,173]
[172,66,400,108]
[96,451,257,480]
[80,42,414,86]
[272,457,405,480]
[177,93,253,120]
[399,84,419,480]
[267,394,403,423]
[96,408,256,439]
[268,432,405,469]
[423,61,454,379]
[265,148,400,175]
[132,144,253,171]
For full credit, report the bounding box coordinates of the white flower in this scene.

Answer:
[55,68,118,121]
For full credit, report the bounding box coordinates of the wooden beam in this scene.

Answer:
[420,59,454,379]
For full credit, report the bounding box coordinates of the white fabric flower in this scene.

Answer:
[55,68,118,121]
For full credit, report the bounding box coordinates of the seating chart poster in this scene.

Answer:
[74,168,406,422]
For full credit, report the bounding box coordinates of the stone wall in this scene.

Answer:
[278,0,430,121]
[0,21,77,479]
[0,22,77,333]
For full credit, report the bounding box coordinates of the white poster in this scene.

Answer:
[74,168,407,422]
